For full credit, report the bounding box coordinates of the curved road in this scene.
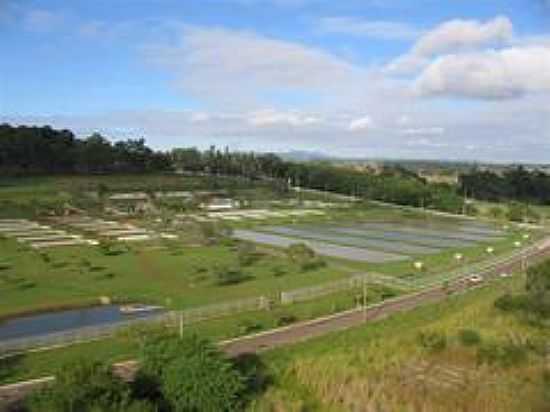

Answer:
[221,239,550,356]
[1,239,549,408]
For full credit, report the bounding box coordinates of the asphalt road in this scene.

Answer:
[1,239,549,409]
[222,240,550,356]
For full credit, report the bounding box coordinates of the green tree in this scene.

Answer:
[139,334,245,412]
[488,206,504,219]
[286,243,325,271]
[526,260,550,317]
[26,358,151,412]
[237,242,257,267]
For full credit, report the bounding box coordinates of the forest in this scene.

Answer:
[0,124,172,174]
[3,123,548,213]
[460,168,550,205]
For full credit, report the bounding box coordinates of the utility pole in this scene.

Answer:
[362,275,368,322]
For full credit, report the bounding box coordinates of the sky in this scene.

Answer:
[1,0,550,162]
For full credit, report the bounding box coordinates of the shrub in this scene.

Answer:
[542,370,550,407]
[458,328,482,346]
[237,242,258,267]
[139,334,245,412]
[286,243,325,271]
[0,261,11,271]
[25,358,143,412]
[215,266,248,285]
[276,314,297,327]
[494,293,529,312]
[417,331,447,353]
[271,265,286,277]
[477,341,528,367]
[238,320,263,335]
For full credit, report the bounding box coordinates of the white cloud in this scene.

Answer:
[143,25,374,108]
[248,109,322,127]
[415,46,550,99]
[386,16,513,73]
[318,17,421,40]
[397,114,411,125]
[401,126,445,136]
[412,15,512,57]
[190,112,210,123]
[348,116,373,132]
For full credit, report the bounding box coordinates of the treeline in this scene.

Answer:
[0,124,171,175]
[460,167,550,205]
[1,124,466,212]
[172,146,465,213]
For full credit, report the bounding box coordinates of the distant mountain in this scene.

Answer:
[277,150,332,162]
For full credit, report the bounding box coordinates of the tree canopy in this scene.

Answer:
[139,333,245,412]
[0,124,171,175]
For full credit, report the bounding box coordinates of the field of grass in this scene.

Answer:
[252,273,550,411]
[0,236,353,319]
[0,174,291,218]
[0,180,532,319]
[0,283,398,384]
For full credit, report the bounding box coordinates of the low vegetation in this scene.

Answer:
[25,333,255,412]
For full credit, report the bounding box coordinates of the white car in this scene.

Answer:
[499,272,512,278]
[468,275,484,284]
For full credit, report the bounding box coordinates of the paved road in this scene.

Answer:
[222,239,550,356]
[1,239,549,409]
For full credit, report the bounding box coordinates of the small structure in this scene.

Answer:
[201,198,239,212]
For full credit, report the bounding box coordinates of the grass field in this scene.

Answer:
[0,236,352,319]
[0,174,544,403]
[0,282,397,384]
[251,273,550,411]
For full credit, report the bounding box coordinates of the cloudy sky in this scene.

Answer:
[1,0,550,162]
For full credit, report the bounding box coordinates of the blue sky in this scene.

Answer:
[1,0,550,162]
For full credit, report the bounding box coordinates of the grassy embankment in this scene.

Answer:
[251,273,550,411]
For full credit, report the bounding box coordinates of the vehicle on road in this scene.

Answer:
[468,274,484,284]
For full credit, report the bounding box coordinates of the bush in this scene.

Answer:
[0,261,11,271]
[139,334,245,412]
[494,293,529,312]
[215,266,249,285]
[286,243,325,271]
[477,341,528,367]
[271,265,286,277]
[458,328,482,346]
[25,358,146,412]
[276,313,297,327]
[237,242,258,267]
[238,319,263,335]
[417,331,447,353]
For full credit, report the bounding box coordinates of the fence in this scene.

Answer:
[1,239,546,355]
[177,296,269,325]
[280,272,412,305]
[0,312,171,355]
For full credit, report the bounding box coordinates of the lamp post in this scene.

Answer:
[362,275,368,322]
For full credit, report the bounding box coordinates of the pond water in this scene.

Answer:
[0,305,162,342]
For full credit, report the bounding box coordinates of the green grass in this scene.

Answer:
[0,237,352,319]
[250,273,550,411]
[0,283,397,384]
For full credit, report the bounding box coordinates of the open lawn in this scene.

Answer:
[0,237,349,320]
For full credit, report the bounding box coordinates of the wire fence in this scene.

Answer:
[0,239,546,355]
[0,313,170,355]
[280,273,412,305]
[177,296,269,325]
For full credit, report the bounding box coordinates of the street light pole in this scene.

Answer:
[363,275,367,321]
